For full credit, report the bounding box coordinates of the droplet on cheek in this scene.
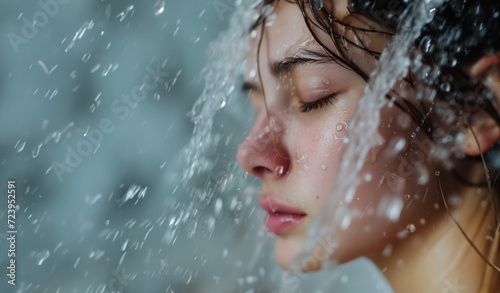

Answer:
[322,78,330,85]
[394,138,407,152]
[336,123,345,132]
[340,214,351,230]
[378,196,403,223]
[447,195,462,207]
[416,165,429,185]
[406,224,416,233]
[321,164,327,170]
[382,244,393,257]
[396,114,412,129]
[404,194,411,200]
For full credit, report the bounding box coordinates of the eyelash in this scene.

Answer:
[300,94,338,113]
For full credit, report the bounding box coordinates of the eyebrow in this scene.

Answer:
[242,49,335,93]
[272,49,333,76]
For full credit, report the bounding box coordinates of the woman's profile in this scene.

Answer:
[235,0,500,292]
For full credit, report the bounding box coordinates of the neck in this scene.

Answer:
[371,176,498,293]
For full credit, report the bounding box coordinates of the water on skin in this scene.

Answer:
[179,0,485,291]
[180,0,445,291]
[291,0,446,281]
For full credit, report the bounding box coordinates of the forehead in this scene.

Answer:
[259,1,350,58]
[245,0,391,79]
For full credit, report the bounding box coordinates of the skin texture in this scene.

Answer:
[236,1,499,292]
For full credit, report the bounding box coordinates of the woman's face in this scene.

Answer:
[237,0,440,270]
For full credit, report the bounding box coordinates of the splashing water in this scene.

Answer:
[154,1,166,16]
[65,20,95,52]
[183,0,255,181]
[295,0,445,278]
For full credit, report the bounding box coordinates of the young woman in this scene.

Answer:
[235,0,500,292]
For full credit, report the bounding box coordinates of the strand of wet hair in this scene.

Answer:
[458,112,499,228]
[436,175,500,274]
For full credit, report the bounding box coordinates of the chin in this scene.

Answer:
[274,234,323,272]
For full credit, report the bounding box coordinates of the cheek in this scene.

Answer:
[288,112,351,205]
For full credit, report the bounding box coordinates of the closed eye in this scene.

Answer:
[300,94,338,112]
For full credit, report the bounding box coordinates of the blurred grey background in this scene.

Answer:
[0,0,282,292]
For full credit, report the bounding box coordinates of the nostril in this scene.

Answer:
[252,163,289,178]
[253,166,272,176]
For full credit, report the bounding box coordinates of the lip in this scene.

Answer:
[259,196,306,235]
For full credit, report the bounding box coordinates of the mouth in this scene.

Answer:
[258,197,307,235]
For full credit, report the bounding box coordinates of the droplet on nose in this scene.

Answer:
[275,165,284,176]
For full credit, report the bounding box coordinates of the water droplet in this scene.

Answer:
[82,52,91,63]
[90,63,101,74]
[440,82,451,92]
[382,244,393,258]
[322,78,330,85]
[435,171,440,176]
[121,239,129,251]
[85,193,102,205]
[274,165,284,176]
[48,88,59,100]
[32,144,42,158]
[190,36,200,43]
[419,218,426,225]
[448,195,462,207]
[36,249,50,265]
[153,93,161,101]
[117,5,134,22]
[340,213,351,230]
[321,164,327,170]
[15,140,26,152]
[101,64,113,76]
[384,197,403,222]
[394,138,406,152]
[154,1,165,16]
[404,194,411,200]
[214,198,223,216]
[406,224,416,233]
[173,26,180,37]
[219,98,227,109]
[364,173,372,181]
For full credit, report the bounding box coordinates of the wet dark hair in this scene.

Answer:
[251,0,500,284]
[254,0,500,133]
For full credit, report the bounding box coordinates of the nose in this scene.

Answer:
[236,110,290,179]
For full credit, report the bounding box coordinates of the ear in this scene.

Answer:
[460,54,500,156]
